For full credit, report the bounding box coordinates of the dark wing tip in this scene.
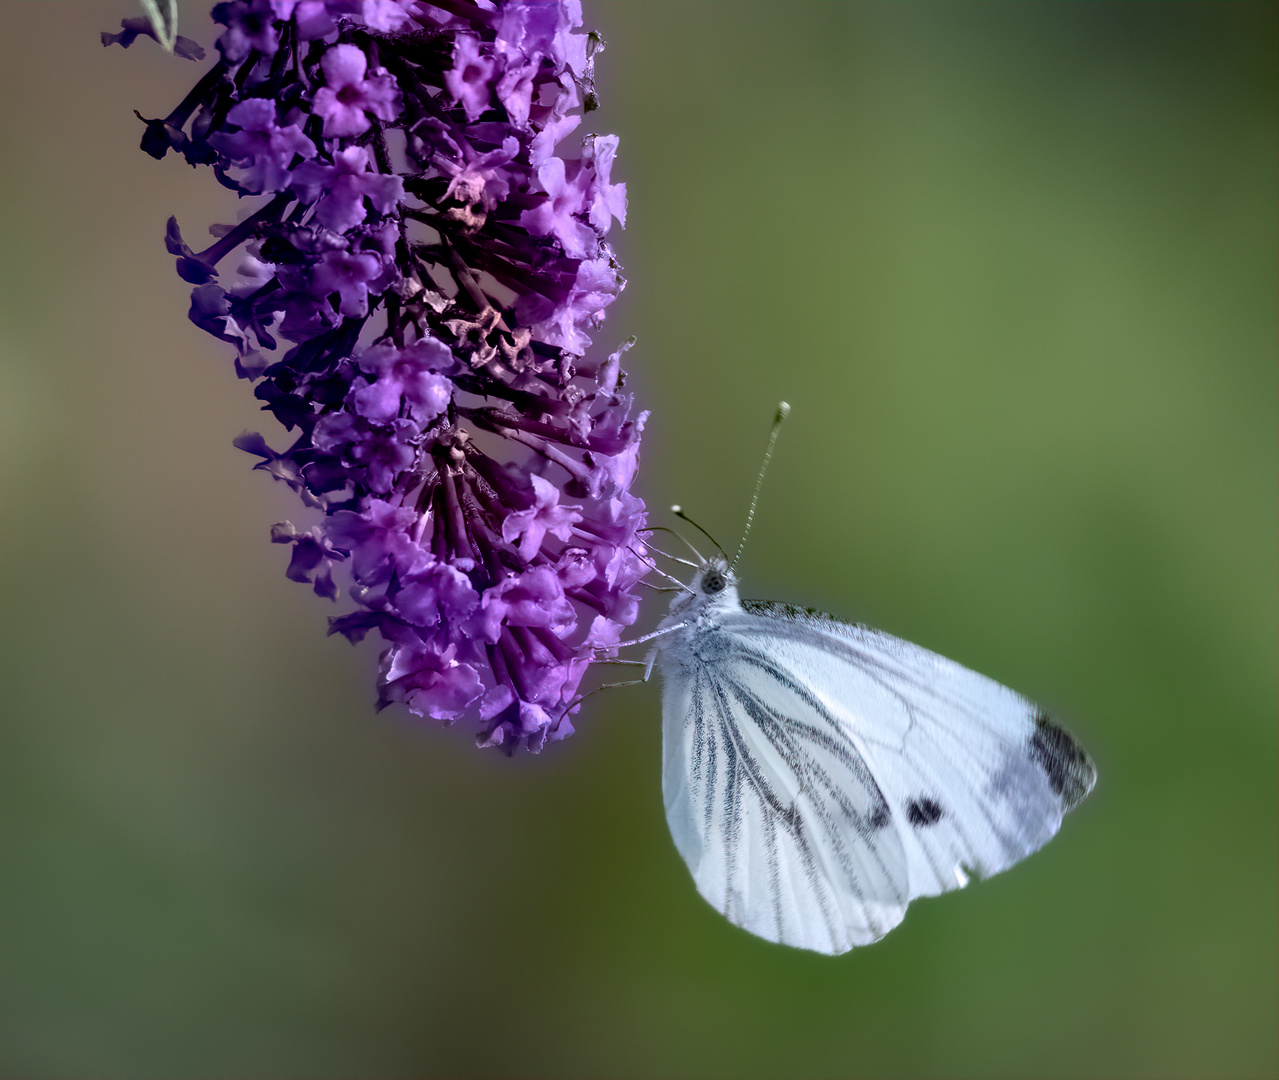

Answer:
[1029,710,1096,811]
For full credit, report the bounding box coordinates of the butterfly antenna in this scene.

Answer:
[644,525,706,566]
[670,506,729,563]
[731,401,790,572]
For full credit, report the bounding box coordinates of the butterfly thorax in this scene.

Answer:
[653,559,745,672]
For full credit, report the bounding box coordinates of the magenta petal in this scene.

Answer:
[321,42,368,87]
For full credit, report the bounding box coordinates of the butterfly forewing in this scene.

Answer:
[657,589,1095,954]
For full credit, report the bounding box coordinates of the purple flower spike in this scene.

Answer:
[124,0,645,751]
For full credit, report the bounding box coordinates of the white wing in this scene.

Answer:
[661,653,911,953]
[659,601,1095,955]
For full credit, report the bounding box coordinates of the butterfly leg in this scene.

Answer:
[565,678,649,715]
[609,622,690,649]
[644,647,657,682]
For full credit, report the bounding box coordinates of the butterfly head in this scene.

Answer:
[697,560,733,596]
[663,557,741,623]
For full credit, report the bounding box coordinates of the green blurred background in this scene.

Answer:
[1,2,1275,1076]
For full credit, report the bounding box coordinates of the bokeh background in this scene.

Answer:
[1,2,1275,1077]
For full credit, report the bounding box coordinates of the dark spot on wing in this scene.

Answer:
[868,802,892,830]
[1028,710,1096,810]
[905,797,943,827]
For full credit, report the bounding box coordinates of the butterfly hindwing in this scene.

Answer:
[661,638,911,954]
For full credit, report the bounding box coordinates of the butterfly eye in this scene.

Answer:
[702,571,726,595]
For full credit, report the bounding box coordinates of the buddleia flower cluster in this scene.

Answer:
[110,0,647,751]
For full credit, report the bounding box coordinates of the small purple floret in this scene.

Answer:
[445,34,496,122]
[290,145,405,232]
[312,43,403,138]
[125,0,645,751]
[209,99,316,194]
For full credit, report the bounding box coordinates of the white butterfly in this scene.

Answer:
[640,406,1096,955]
